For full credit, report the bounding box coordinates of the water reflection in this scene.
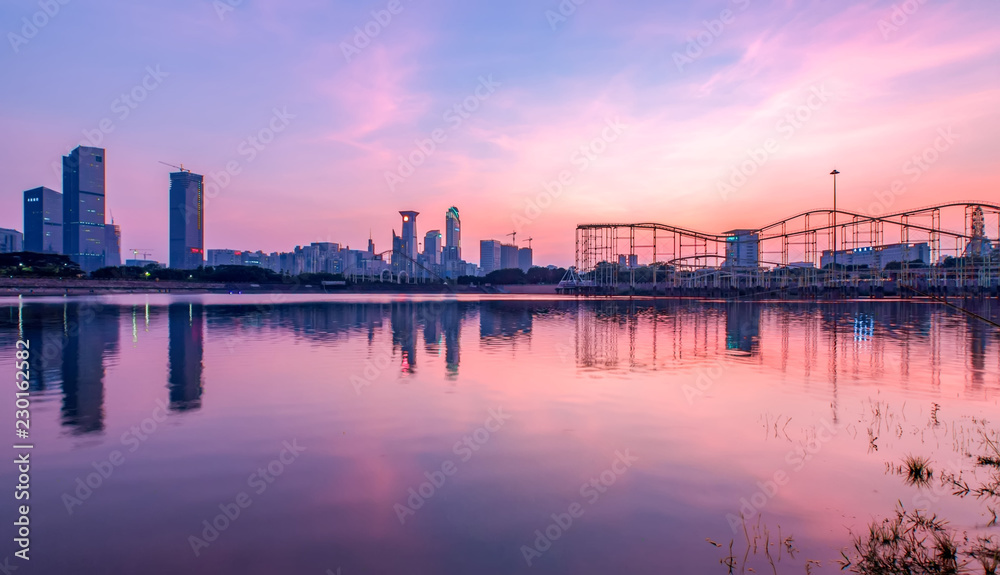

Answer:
[4,298,999,432]
[61,303,119,434]
[0,296,998,575]
[168,303,204,411]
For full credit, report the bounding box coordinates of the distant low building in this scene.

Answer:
[207,249,242,266]
[518,247,533,272]
[0,228,24,253]
[104,221,122,267]
[126,258,161,268]
[821,242,930,270]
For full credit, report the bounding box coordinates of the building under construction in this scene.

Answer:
[565,202,1000,296]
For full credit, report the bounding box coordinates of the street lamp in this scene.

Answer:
[830,169,840,283]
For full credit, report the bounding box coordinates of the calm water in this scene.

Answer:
[1,295,998,574]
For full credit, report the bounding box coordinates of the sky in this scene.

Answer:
[1,0,998,267]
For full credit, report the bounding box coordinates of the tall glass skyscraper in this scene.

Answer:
[62,146,106,271]
[23,186,63,254]
[169,171,205,269]
[398,211,419,274]
[445,206,461,262]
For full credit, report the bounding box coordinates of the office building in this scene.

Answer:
[0,228,23,253]
[480,240,502,274]
[445,206,461,262]
[207,249,242,266]
[424,230,442,265]
[23,187,63,253]
[500,243,518,270]
[168,171,205,269]
[723,229,760,268]
[104,221,121,267]
[397,211,419,274]
[63,146,107,272]
[518,247,533,272]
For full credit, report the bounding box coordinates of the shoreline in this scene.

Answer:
[2,278,996,300]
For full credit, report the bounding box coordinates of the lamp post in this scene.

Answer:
[830,169,839,284]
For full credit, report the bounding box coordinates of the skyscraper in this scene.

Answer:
[169,171,205,269]
[424,230,442,265]
[500,244,518,270]
[23,187,63,254]
[480,240,502,275]
[445,206,461,262]
[63,146,106,272]
[399,211,419,274]
[104,220,122,267]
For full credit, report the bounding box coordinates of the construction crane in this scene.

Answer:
[158,161,190,173]
[522,237,534,249]
[130,249,153,260]
[505,231,517,245]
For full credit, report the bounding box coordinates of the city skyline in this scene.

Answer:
[2,1,998,267]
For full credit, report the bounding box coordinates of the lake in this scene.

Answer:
[1,294,998,574]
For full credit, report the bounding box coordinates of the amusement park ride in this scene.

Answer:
[564,202,1000,295]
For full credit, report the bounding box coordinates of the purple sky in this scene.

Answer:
[2,0,998,265]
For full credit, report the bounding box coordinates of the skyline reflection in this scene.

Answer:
[0,295,997,574]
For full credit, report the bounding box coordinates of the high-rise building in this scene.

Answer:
[500,243,518,270]
[63,146,106,272]
[723,230,759,268]
[0,228,23,253]
[104,220,121,267]
[23,187,63,254]
[480,240,502,275]
[424,230,442,265]
[398,211,419,274]
[169,171,205,269]
[518,247,533,272]
[445,206,461,262]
